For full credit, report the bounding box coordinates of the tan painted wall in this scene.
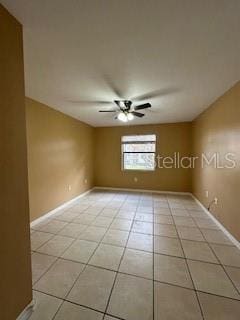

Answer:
[26,98,94,221]
[0,5,32,320]
[94,123,192,192]
[193,82,240,241]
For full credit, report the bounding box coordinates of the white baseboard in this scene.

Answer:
[94,186,191,196]
[30,188,93,227]
[17,300,35,320]
[191,194,240,250]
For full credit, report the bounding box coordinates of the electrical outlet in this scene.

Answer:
[214,197,218,205]
[68,185,71,191]
[134,177,138,182]
[205,190,209,198]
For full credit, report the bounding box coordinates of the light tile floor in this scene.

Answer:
[30,189,240,319]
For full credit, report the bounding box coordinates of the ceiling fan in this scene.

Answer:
[67,75,179,122]
[99,100,151,122]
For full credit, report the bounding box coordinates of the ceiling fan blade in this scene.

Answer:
[114,100,123,110]
[103,75,123,98]
[68,100,111,105]
[131,88,179,102]
[134,103,151,110]
[99,110,117,112]
[131,111,145,118]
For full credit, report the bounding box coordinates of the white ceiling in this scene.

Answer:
[3,0,240,127]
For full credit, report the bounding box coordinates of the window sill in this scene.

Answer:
[122,168,155,172]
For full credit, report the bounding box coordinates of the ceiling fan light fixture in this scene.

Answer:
[98,99,151,122]
[127,113,134,121]
[117,112,128,122]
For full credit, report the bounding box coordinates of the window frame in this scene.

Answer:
[121,134,157,172]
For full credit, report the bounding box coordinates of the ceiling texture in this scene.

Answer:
[2,0,240,127]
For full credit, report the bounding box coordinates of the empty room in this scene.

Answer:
[1,1,240,319]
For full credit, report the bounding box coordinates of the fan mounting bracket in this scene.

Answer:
[114,100,132,111]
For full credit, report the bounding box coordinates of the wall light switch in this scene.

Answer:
[205,190,209,198]
[84,179,88,184]
[134,177,138,182]
[214,197,218,205]
[68,185,71,191]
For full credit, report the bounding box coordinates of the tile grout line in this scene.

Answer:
[103,196,140,318]
[222,266,240,296]
[34,286,126,320]
[102,192,143,318]
[169,197,206,320]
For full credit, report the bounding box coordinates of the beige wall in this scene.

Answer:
[0,5,32,319]
[193,82,240,241]
[26,98,94,221]
[94,123,192,192]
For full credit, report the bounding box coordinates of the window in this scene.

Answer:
[122,134,156,171]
